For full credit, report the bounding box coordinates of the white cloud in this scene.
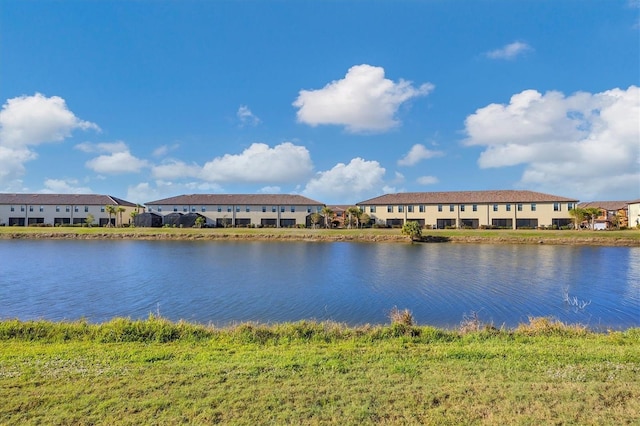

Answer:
[464,85,640,199]
[485,41,532,60]
[293,64,434,133]
[417,176,439,185]
[303,158,386,203]
[397,144,444,166]
[259,186,281,194]
[0,93,98,185]
[151,160,201,180]
[86,151,150,174]
[237,105,261,127]
[39,178,92,194]
[200,142,313,183]
[127,181,224,205]
[152,144,179,157]
[75,141,128,154]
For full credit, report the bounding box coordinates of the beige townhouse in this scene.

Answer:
[0,193,140,227]
[145,194,325,228]
[357,190,579,229]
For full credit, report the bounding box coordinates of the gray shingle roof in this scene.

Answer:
[146,194,324,206]
[357,190,578,205]
[0,193,137,207]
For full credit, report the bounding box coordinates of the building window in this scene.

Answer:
[307,207,312,213]
[262,206,266,213]
[29,206,33,212]
[291,206,295,213]
[460,205,465,212]
[531,203,537,212]
[173,207,178,212]
[39,206,44,212]
[407,205,414,213]
[99,207,104,212]
[438,204,443,212]
[20,206,25,212]
[387,206,393,213]
[398,205,404,213]
[158,207,162,212]
[10,206,14,212]
[272,206,277,213]
[217,207,222,213]
[472,204,477,212]
[246,207,251,213]
[554,202,560,211]
[506,204,511,212]
[84,206,89,213]
[419,205,425,213]
[370,206,376,213]
[227,207,232,213]
[183,207,188,212]
[201,207,206,212]
[493,204,498,212]
[280,207,285,213]
[517,203,523,212]
[56,206,60,212]
[236,207,240,212]
[191,207,196,213]
[450,204,455,212]
[568,203,574,210]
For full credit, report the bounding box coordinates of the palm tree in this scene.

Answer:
[584,207,602,230]
[568,207,586,230]
[346,206,362,229]
[104,205,116,227]
[116,206,126,227]
[320,206,333,229]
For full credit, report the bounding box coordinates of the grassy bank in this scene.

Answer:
[1,226,639,245]
[1,318,639,425]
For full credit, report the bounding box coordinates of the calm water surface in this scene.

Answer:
[1,240,638,329]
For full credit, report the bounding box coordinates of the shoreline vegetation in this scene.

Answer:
[1,226,639,246]
[1,317,638,424]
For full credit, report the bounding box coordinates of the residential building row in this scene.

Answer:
[1,191,639,230]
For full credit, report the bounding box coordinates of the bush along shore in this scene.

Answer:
[0,316,639,425]
[1,226,639,246]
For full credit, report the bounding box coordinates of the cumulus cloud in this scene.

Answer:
[259,186,282,194]
[464,85,640,199]
[397,144,444,166]
[152,144,180,157]
[81,141,149,174]
[151,160,201,180]
[127,180,224,205]
[200,142,313,183]
[0,93,98,185]
[417,176,439,185]
[303,158,386,203]
[293,64,434,133]
[237,105,261,127]
[485,41,532,60]
[39,178,92,194]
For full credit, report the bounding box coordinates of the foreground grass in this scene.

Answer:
[1,225,639,245]
[1,318,639,425]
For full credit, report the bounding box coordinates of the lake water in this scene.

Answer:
[0,240,638,329]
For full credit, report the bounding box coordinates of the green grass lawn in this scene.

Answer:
[1,318,638,425]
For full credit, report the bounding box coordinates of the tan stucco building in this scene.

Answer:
[0,193,140,227]
[357,190,579,229]
[145,194,324,228]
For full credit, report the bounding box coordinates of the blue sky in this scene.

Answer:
[1,1,638,205]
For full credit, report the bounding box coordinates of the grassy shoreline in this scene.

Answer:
[1,226,639,246]
[1,317,638,424]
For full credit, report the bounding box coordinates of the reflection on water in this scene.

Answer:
[0,240,638,329]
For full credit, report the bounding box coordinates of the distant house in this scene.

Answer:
[0,193,141,227]
[578,201,630,230]
[357,190,579,229]
[628,200,640,229]
[326,205,349,228]
[145,194,325,228]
